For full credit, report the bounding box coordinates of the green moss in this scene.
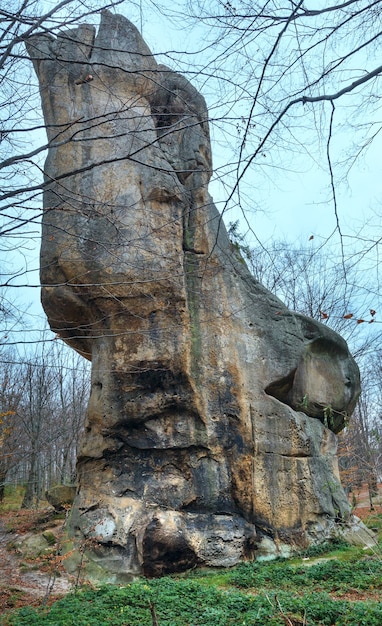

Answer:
[42,532,57,546]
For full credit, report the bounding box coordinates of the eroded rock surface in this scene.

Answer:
[27,11,361,580]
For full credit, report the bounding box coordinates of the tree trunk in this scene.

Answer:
[0,470,6,502]
[21,450,37,508]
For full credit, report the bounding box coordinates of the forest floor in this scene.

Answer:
[0,508,72,613]
[0,483,381,615]
[348,482,382,519]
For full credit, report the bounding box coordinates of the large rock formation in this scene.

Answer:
[27,11,362,580]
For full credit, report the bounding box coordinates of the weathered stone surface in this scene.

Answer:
[27,11,361,580]
[13,532,56,559]
[45,484,76,511]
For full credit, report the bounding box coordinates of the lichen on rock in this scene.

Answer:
[27,10,362,581]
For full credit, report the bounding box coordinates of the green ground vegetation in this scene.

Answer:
[1,567,381,626]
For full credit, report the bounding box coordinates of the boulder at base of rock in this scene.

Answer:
[45,485,76,511]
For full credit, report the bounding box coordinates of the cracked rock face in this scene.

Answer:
[27,11,361,580]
